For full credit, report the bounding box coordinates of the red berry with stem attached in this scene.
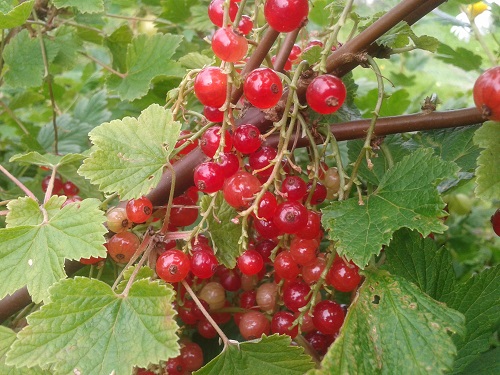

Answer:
[165,356,185,375]
[204,106,224,123]
[271,311,298,338]
[237,249,264,275]
[175,130,198,156]
[312,300,345,335]
[223,170,262,210]
[215,152,240,178]
[239,311,271,340]
[256,191,278,220]
[156,249,191,283]
[237,15,253,35]
[282,279,311,312]
[106,207,132,233]
[194,67,228,108]
[274,251,300,280]
[233,124,262,154]
[264,0,309,32]
[107,232,140,264]
[296,210,322,240]
[200,126,233,158]
[306,181,327,205]
[190,248,219,279]
[208,0,238,27]
[281,175,307,201]
[305,330,334,355]
[306,74,347,114]
[169,195,198,227]
[249,146,277,178]
[289,237,318,266]
[126,196,153,224]
[273,201,308,234]
[254,217,283,239]
[326,258,362,292]
[302,254,326,284]
[194,161,225,194]
[41,175,64,195]
[197,318,218,339]
[178,299,199,325]
[491,208,500,236]
[255,239,276,263]
[473,66,500,121]
[217,267,242,291]
[62,181,79,196]
[180,341,204,372]
[212,27,248,63]
[243,68,283,109]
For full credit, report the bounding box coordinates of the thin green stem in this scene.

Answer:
[0,100,30,135]
[159,163,177,235]
[0,164,38,203]
[80,52,127,78]
[119,236,155,297]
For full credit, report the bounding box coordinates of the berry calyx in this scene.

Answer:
[193,161,225,193]
[273,201,308,234]
[306,74,347,114]
[156,249,191,283]
[126,196,153,224]
[107,231,141,264]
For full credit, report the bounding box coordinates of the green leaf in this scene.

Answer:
[6,277,179,375]
[322,149,457,267]
[300,45,322,65]
[0,197,107,303]
[160,0,196,23]
[0,326,51,375]
[458,348,500,375]
[377,22,413,49]
[2,30,59,88]
[196,334,315,375]
[179,52,213,69]
[441,266,500,373]
[52,0,104,13]
[115,265,155,294]
[473,121,500,201]
[190,5,216,32]
[37,114,94,154]
[0,0,34,29]
[107,33,184,101]
[312,269,465,375]
[50,26,82,70]
[412,34,440,52]
[436,43,482,71]
[200,193,242,269]
[356,88,410,117]
[383,228,456,301]
[78,104,181,199]
[106,25,134,73]
[9,152,84,169]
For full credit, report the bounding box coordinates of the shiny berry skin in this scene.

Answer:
[194,67,228,108]
[200,126,233,158]
[473,66,500,121]
[223,170,262,210]
[271,311,298,338]
[305,330,334,355]
[273,201,308,234]
[212,27,248,63]
[199,281,226,310]
[256,282,278,313]
[215,152,239,178]
[240,290,257,309]
[106,207,132,233]
[62,181,79,196]
[491,208,500,236]
[238,249,264,275]
[289,237,318,266]
[255,239,276,263]
[217,267,242,291]
[180,341,204,372]
[271,55,292,71]
[289,44,302,61]
[306,74,347,114]
[306,181,327,205]
[243,68,283,109]
[239,311,271,340]
[264,0,309,32]
[312,300,345,335]
[326,258,362,292]
[282,279,311,312]
[194,161,225,194]
[107,232,140,264]
[256,191,278,220]
[281,175,307,201]
[274,251,300,280]
[126,196,153,223]
[175,130,198,156]
[197,318,218,339]
[233,124,262,154]
[169,195,198,227]
[322,167,340,191]
[208,0,238,27]
[249,146,278,178]
[178,299,199,325]
[41,175,63,194]
[165,356,185,375]
[237,15,253,35]
[204,106,224,123]
[254,217,282,239]
[156,249,191,283]
[302,254,326,284]
[190,249,219,279]
[296,210,322,240]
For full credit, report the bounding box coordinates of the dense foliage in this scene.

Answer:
[0,0,499,374]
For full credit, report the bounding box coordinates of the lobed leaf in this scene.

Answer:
[473,121,500,201]
[0,0,34,29]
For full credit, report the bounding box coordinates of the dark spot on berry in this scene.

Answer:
[326,96,339,107]
[271,83,279,94]
[169,264,178,275]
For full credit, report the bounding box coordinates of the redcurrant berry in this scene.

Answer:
[281,175,307,201]
[233,124,262,154]
[212,27,248,63]
[107,231,140,264]
[156,249,191,283]
[473,66,500,121]
[306,74,347,114]
[223,170,261,210]
[264,0,309,32]
[273,201,308,234]
[326,258,362,292]
[271,311,298,338]
[194,67,228,108]
[492,208,500,236]
[237,249,264,276]
[200,126,233,158]
[62,181,79,196]
[208,0,238,27]
[194,161,225,193]
[126,196,153,223]
[312,300,345,335]
[243,68,283,109]
[282,279,311,312]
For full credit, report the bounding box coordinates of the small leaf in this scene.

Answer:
[473,121,500,201]
[200,193,242,269]
[107,33,184,101]
[52,0,104,14]
[196,334,315,375]
[300,45,322,65]
[6,277,179,375]
[436,43,482,71]
[0,197,107,303]
[0,0,34,29]
[442,266,500,373]
[412,35,439,52]
[377,21,413,49]
[179,52,213,69]
[78,104,182,199]
[322,149,458,267]
[161,0,197,23]
[9,152,84,169]
[312,269,465,375]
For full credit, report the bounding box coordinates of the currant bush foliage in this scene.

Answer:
[0,0,499,375]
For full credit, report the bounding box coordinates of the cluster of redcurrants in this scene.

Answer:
[41,175,81,205]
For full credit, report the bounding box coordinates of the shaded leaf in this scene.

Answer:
[52,0,104,13]
[0,0,34,29]
[474,121,500,200]
[436,43,482,71]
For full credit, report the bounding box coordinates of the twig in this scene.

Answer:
[0,100,30,135]
[79,52,127,79]
[0,164,39,203]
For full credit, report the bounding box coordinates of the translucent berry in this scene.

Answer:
[212,27,248,63]
[264,0,309,32]
[194,161,225,193]
[233,124,262,154]
[194,67,228,108]
[126,196,153,223]
[243,68,283,109]
[156,249,191,283]
[306,74,347,114]
[107,231,141,264]
[208,0,238,27]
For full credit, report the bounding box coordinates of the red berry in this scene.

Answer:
[249,146,277,178]
[302,254,326,284]
[62,195,82,207]
[194,67,228,108]
[255,239,276,263]
[271,311,298,338]
[282,279,311,312]
[271,55,292,71]
[253,217,283,239]
[126,196,153,224]
[200,126,233,158]
[274,251,300,280]
[223,170,261,210]
[289,44,302,61]
[107,232,140,264]
[215,152,240,178]
[233,124,262,154]
[256,191,278,220]
[212,27,248,63]
[306,74,347,114]
[473,66,500,121]
[237,15,253,35]
[281,175,307,201]
[312,300,345,335]
[289,237,318,266]
[41,175,63,195]
[175,130,199,156]
[296,210,322,240]
[204,106,224,123]
[194,161,225,194]
[239,290,257,309]
[178,299,199,325]
[156,249,191,283]
[273,201,308,234]
[165,356,185,375]
[217,267,242,291]
[304,330,334,355]
[197,318,218,338]
[169,195,198,227]
[239,311,270,340]
[264,0,309,32]
[306,181,327,205]
[243,68,283,109]
[492,209,500,236]
[237,249,264,275]
[208,0,238,27]
[190,248,219,279]
[326,258,362,292]
[180,341,204,372]
[62,181,79,196]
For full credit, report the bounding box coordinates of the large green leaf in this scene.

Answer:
[107,33,184,101]
[0,0,34,29]
[473,121,500,201]
[196,334,315,375]
[6,277,179,375]
[0,197,107,303]
[457,348,500,375]
[311,269,465,375]
[200,193,243,269]
[78,104,181,199]
[52,0,104,13]
[322,149,457,267]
